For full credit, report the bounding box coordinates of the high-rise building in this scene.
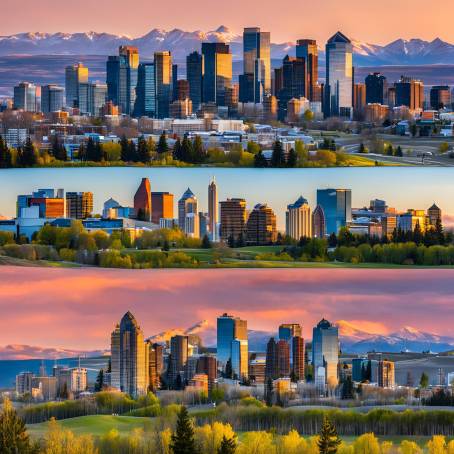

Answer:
[427,203,441,228]
[147,342,163,392]
[231,338,249,380]
[178,188,198,232]
[216,313,248,371]
[208,178,218,241]
[220,198,247,243]
[175,79,190,101]
[430,86,451,110]
[202,43,232,106]
[265,338,278,380]
[395,76,424,110]
[169,335,189,387]
[240,27,271,103]
[66,192,93,219]
[13,82,37,112]
[279,324,302,341]
[277,339,290,377]
[134,178,152,222]
[312,204,326,238]
[312,319,339,386]
[111,312,148,397]
[365,73,387,105]
[186,51,203,112]
[41,85,64,113]
[106,46,139,115]
[154,52,172,118]
[292,336,305,381]
[197,355,217,390]
[316,189,351,235]
[353,83,366,113]
[151,192,173,224]
[296,39,319,102]
[324,32,353,118]
[65,63,89,108]
[17,188,65,218]
[246,203,277,245]
[286,196,312,240]
[378,360,395,388]
[135,63,156,117]
[78,82,107,116]
[172,64,178,101]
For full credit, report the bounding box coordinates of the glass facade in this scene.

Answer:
[186,51,203,111]
[316,188,352,235]
[41,85,64,113]
[135,63,156,117]
[202,43,232,106]
[154,51,172,118]
[312,319,339,385]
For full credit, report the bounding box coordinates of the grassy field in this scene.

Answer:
[27,415,152,438]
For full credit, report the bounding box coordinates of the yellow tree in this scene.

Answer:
[399,440,422,454]
[427,436,447,454]
[353,433,380,454]
[237,431,276,454]
[275,430,307,454]
[195,422,236,454]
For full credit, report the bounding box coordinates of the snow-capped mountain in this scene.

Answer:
[0,344,106,360]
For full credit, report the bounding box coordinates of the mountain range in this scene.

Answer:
[2,26,454,65]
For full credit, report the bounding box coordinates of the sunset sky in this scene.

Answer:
[0,267,453,355]
[2,0,453,44]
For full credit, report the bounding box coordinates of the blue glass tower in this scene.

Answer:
[316,188,351,235]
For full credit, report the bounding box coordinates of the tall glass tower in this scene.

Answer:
[316,188,351,235]
[312,319,339,385]
[202,43,232,106]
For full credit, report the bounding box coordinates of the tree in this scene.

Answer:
[18,137,37,167]
[173,138,183,160]
[359,143,366,153]
[287,148,297,167]
[201,234,212,249]
[0,135,12,168]
[386,144,394,156]
[157,132,169,154]
[413,221,423,244]
[254,150,268,167]
[225,359,233,379]
[317,416,342,454]
[420,372,429,389]
[86,137,103,162]
[395,145,403,157]
[0,398,35,454]
[120,135,130,161]
[170,406,198,454]
[265,377,273,407]
[341,375,354,399]
[137,135,151,163]
[270,140,285,167]
[218,435,237,454]
[192,135,205,163]
[181,136,193,162]
[94,369,104,392]
[51,135,67,161]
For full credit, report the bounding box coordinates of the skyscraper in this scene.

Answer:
[41,85,64,113]
[296,39,319,102]
[186,51,203,112]
[151,192,173,224]
[78,82,107,116]
[178,188,198,232]
[246,203,277,245]
[395,75,424,110]
[365,72,387,105]
[240,27,271,103]
[135,63,156,117]
[220,198,247,243]
[265,338,278,380]
[66,192,93,219]
[154,51,172,118]
[216,313,248,371]
[312,319,339,386]
[169,335,189,387]
[134,178,152,222]
[147,342,163,392]
[316,189,351,235]
[325,32,353,118]
[430,86,451,110]
[231,339,249,380]
[312,204,326,238]
[202,43,232,106]
[65,63,89,108]
[208,178,218,241]
[427,203,441,228]
[292,336,305,381]
[13,82,37,112]
[286,196,312,240]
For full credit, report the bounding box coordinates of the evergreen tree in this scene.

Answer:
[201,234,212,249]
[170,406,198,454]
[51,135,67,161]
[78,142,87,161]
[287,148,297,167]
[270,140,285,167]
[218,435,237,454]
[128,140,138,162]
[341,376,354,399]
[359,143,366,153]
[94,369,104,392]
[137,135,151,163]
[107,358,112,373]
[420,372,429,389]
[173,138,183,160]
[265,377,274,407]
[181,136,193,162]
[120,135,130,161]
[0,399,35,454]
[192,135,205,163]
[317,416,342,454]
[157,132,169,154]
[225,359,233,379]
[236,232,245,248]
[18,137,37,167]
[435,217,444,245]
[86,137,102,161]
[163,240,170,251]
[0,135,11,168]
[386,144,394,156]
[413,220,423,244]
[328,233,337,248]
[254,150,267,167]
[395,145,403,157]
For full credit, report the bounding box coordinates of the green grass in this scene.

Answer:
[27,415,152,438]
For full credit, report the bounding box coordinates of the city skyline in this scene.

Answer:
[1,2,452,45]
[1,267,453,355]
[1,167,454,230]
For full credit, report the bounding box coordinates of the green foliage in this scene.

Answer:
[158,132,169,153]
[218,435,237,454]
[318,416,342,454]
[420,372,429,389]
[270,140,285,167]
[170,406,198,454]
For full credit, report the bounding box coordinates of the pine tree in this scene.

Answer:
[435,217,444,245]
[192,135,205,163]
[128,140,138,162]
[0,135,11,168]
[94,369,104,392]
[317,416,342,454]
[218,435,237,454]
[225,359,233,379]
[0,398,34,454]
[201,234,212,249]
[157,132,169,154]
[173,138,183,160]
[51,135,67,161]
[270,140,285,167]
[86,137,101,161]
[137,135,151,163]
[19,137,37,167]
[395,145,403,157]
[413,220,423,244]
[181,136,193,162]
[265,377,274,407]
[341,376,354,399]
[254,150,267,167]
[120,135,130,162]
[170,406,198,454]
[287,148,297,167]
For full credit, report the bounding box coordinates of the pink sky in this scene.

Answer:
[2,0,453,44]
[0,267,453,353]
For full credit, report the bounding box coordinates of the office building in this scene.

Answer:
[353,83,366,113]
[430,86,451,110]
[398,209,428,232]
[220,198,247,243]
[279,324,302,341]
[147,342,163,392]
[169,98,192,118]
[13,82,37,112]
[66,192,93,219]
[178,188,198,232]
[208,178,218,241]
[364,103,389,123]
[427,203,441,228]
[186,51,203,112]
[216,313,248,372]
[202,43,232,106]
[324,32,353,118]
[54,367,87,394]
[316,189,352,235]
[134,178,152,222]
[312,319,339,385]
[286,196,312,240]
[135,63,156,117]
[277,339,290,377]
[151,192,173,224]
[365,73,387,105]
[395,76,424,110]
[246,203,277,245]
[169,335,189,387]
[78,82,107,116]
[41,85,64,113]
[231,339,249,380]
[265,338,278,380]
[154,52,172,118]
[240,27,271,103]
[185,212,200,239]
[312,204,326,238]
[292,336,305,381]
[249,354,266,384]
[17,188,65,218]
[378,360,395,388]
[16,372,34,395]
[110,324,121,390]
[197,355,217,390]
[65,63,89,108]
[296,39,319,102]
